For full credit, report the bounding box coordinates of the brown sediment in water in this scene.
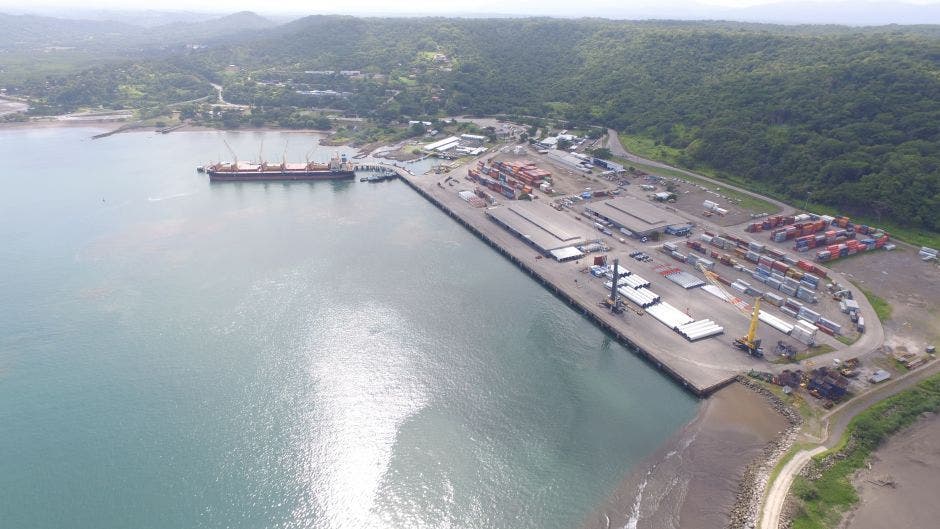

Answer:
[582,382,788,529]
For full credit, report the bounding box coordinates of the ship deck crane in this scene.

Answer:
[697,263,764,358]
[222,139,238,166]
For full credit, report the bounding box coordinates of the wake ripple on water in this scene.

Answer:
[147,191,197,202]
[620,429,698,529]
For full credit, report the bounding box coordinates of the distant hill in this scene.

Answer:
[0,13,136,50]
[9,15,940,235]
[188,16,940,233]
[152,11,275,44]
[0,10,274,51]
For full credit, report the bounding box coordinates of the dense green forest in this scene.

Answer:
[5,15,940,233]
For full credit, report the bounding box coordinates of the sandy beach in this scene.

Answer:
[839,412,940,529]
[0,98,28,116]
[583,382,789,529]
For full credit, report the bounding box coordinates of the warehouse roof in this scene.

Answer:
[585,197,687,235]
[486,200,594,253]
[424,136,460,151]
[550,247,584,262]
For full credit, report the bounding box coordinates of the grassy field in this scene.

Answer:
[618,133,684,164]
[836,334,860,346]
[852,282,893,322]
[788,373,940,529]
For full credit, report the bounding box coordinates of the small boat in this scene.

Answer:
[359,170,398,183]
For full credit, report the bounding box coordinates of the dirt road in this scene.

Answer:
[759,359,940,529]
[605,128,795,216]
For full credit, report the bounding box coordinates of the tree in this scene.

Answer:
[409,122,426,136]
[590,147,612,159]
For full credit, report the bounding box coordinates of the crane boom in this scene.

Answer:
[697,263,750,314]
[746,297,761,346]
[696,263,763,357]
[222,139,238,164]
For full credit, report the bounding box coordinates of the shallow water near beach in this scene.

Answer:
[0,126,696,529]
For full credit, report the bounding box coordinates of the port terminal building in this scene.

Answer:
[486,200,595,257]
[584,197,687,238]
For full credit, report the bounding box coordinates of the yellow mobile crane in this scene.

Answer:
[734,297,763,357]
[697,263,764,358]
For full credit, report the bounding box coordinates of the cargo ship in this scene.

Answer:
[201,152,355,182]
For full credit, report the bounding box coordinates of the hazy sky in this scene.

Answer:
[1,0,936,13]
[4,0,940,23]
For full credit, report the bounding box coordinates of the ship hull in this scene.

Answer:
[207,170,356,182]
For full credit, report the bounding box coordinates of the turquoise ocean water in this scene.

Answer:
[0,127,696,529]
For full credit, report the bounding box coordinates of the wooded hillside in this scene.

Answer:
[9,15,940,233]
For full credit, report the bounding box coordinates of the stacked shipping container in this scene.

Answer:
[755,212,890,262]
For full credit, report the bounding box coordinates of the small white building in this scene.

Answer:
[538,137,558,148]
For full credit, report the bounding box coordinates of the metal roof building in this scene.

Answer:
[584,197,687,237]
[550,246,584,262]
[486,201,595,254]
[424,136,460,152]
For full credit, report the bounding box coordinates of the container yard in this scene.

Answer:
[375,146,889,397]
[348,130,940,402]
[744,213,891,263]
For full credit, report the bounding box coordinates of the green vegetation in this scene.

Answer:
[835,334,860,346]
[790,373,940,529]
[618,134,684,165]
[854,283,893,322]
[772,344,836,364]
[767,442,815,494]
[4,15,940,238]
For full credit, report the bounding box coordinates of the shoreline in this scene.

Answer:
[4,125,807,526]
[384,161,801,527]
[582,381,792,529]
[0,119,335,135]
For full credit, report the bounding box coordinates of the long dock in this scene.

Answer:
[376,162,757,397]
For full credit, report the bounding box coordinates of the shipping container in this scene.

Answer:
[764,292,784,307]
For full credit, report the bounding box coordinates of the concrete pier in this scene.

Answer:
[377,162,762,397]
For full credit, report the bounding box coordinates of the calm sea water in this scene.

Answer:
[0,127,696,529]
